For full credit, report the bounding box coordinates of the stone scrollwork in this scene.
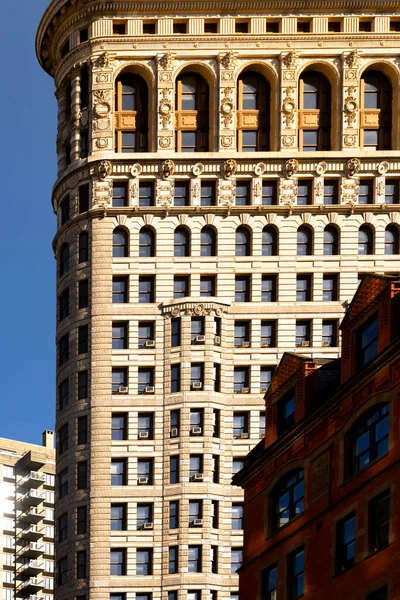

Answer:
[316,161,328,175]
[159,137,171,149]
[282,87,296,127]
[285,158,299,178]
[130,163,142,178]
[254,162,267,176]
[346,157,361,178]
[378,161,389,175]
[159,96,173,129]
[221,94,235,127]
[170,306,180,317]
[344,134,357,147]
[160,159,175,180]
[343,87,358,127]
[98,160,112,180]
[223,159,237,179]
[192,163,205,176]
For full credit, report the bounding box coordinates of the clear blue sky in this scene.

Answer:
[0,0,57,445]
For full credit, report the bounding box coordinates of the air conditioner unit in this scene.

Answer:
[321,341,330,347]
[143,522,153,530]
[214,336,221,345]
[192,382,202,390]
[145,386,155,394]
[260,387,268,393]
[300,341,310,347]
[261,341,270,348]
[191,427,202,435]
[145,340,155,348]
[192,473,204,482]
[170,428,179,438]
[259,432,265,438]
[241,341,250,348]
[195,335,206,343]
[118,386,128,394]
[239,432,249,439]
[138,477,149,485]
[192,519,203,526]
[240,387,250,394]
[138,431,149,439]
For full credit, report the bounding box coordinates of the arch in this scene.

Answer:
[139,227,155,258]
[262,226,278,256]
[360,61,399,150]
[114,67,150,153]
[200,226,217,257]
[385,224,399,255]
[78,231,89,264]
[346,403,389,477]
[175,66,211,152]
[358,225,374,255]
[323,225,339,256]
[298,66,334,151]
[236,68,271,151]
[174,226,191,257]
[112,227,129,258]
[59,243,69,277]
[271,468,305,530]
[235,226,252,256]
[297,225,313,256]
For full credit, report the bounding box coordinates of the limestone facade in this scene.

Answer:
[36,2,400,599]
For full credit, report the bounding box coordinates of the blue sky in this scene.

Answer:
[0,0,57,445]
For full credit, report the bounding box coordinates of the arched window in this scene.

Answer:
[358,226,374,255]
[299,71,331,151]
[174,227,190,257]
[237,71,270,151]
[78,231,89,264]
[262,226,278,256]
[385,225,399,255]
[361,70,392,150]
[200,227,216,257]
[175,72,209,152]
[272,469,304,530]
[59,244,69,277]
[323,226,339,256]
[112,228,128,258]
[348,404,389,476]
[139,227,155,258]
[297,226,312,256]
[115,73,148,152]
[235,227,251,256]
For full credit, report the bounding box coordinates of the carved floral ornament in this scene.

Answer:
[343,87,358,127]
[221,96,234,127]
[282,87,296,128]
[159,97,173,128]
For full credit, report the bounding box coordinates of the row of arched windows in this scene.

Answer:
[114,65,393,152]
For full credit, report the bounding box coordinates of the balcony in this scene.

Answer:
[18,525,43,542]
[18,560,43,578]
[18,543,42,559]
[18,471,46,489]
[20,507,44,524]
[17,490,46,508]
[17,577,43,595]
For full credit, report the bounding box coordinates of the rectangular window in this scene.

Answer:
[78,324,89,354]
[234,367,250,394]
[262,275,277,302]
[235,20,249,33]
[231,548,243,574]
[288,547,305,600]
[191,317,205,343]
[112,368,127,394]
[359,19,373,31]
[169,546,179,574]
[189,500,203,524]
[236,180,251,205]
[59,379,69,410]
[213,363,221,392]
[369,490,390,553]
[385,179,400,204]
[80,130,88,159]
[232,504,243,530]
[170,456,180,484]
[211,546,218,574]
[297,180,312,205]
[322,320,338,347]
[235,275,251,302]
[137,503,153,529]
[171,409,180,436]
[112,413,127,440]
[212,455,220,483]
[266,20,280,33]
[168,593,178,600]
[113,21,127,35]
[143,21,156,34]
[324,180,338,205]
[357,313,378,367]
[201,181,216,206]
[79,232,89,263]
[139,182,154,207]
[76,550,86,579]
[112,276,128,303]
[261,320,276,347]
[278,388,295,435]
[262,180,277,205]
[57,556,68,586]
[200,275,216,297]
[138,413,154,440]
[58,334,69,366]
[110,549,126,576]
[58,513,68,542]
[233,413,249,438]
[174,275,189,299]
[79,27,88,43]
[359,179,374,204]
[77,416,87,445]
[138,276,155,303]
[169,501,179,529]
[297,19,311,32]
[77,461,88,489]
[188,546,202,572]
[138,368,154,393]
[173,21,187,33]
[60,196,70,225]
[336,514,356,574]
[138,458,153,484]
[112,183,128,207]
[171,317,181,347]
[112,322,128,350]
[259,411,266,437]
[189,455,203,479]
[296,320,311,347]
[138,321,154,348]
[174,181,190,206]
[190,409,204,434]
[296,274,312,302]
[136,549,152,575]
[59,468,68,498]
[190,363,204,389]
[77,505,87,534]
[78,371,88,400]
[234,320,251,347]
[59,423,68,454]
[262,565,278,600]
[213,409,220,437]
[204,20,218,33]
[323,274,338,301]
[260,366,274,392]
[111,459,126,486]
[367,588,388,600]
[328,19,342,31]
[171,364,181,393]
[78,184,89,213]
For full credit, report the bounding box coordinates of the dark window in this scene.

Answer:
[79,184,89,213]
[357,313,379,367]
[262,275,277,302]
[169,501,179,529]
[359,19,373,31]
[79,231,89,263]
[59,468,68,498]
[296,274,312,302]
[139,183,154,207]
[322,320,338,347]
[323,226,338,255]
[173,21,187,33]
[113,21,127,35]
[359,179,374,204]
[59,288,69,322]
[349,403,389,475]
[57,556,68,586]
[174,227,190,257]
[233,413,249,438]
[367,589,388,600]
[234,367,250,394]
[59,334,69,366]
[80,129,88,159]
[111,459,127,486]
[77,416,88,445]
[336,514,356,574]
[358,226,374,255]
[212,455,220,483]
[236,180,251,205]
[288,547,305,600]
[112,368,127,394]
[112,183,128,207]
[143,22,156,34]
[328,20,342,32]
[174,276,189,299]
[60,197,70,225]
[170,410,180,436]
[58,513,68,542]
[138,276,154,303]
[260,366,274,392]
[231,548,243,574]
[138,321,154,348]
[112,276,128,303]
[138,368,154,393]
[60,39,70,57]
[300,71,331,150]
[262,181,277,205]
[296,320,311,347]
[323,180,338,204]
[259,411,266,437]
[262,227,277,256]
[137,503,153,529]
[201,227,216,256]
[232,458,244,476]
[59,423,69,454]
[201,181,216,206]
[212,500,219,528]
[235,20,249,33]
[138,413,154,439]
[369,490,390,553]
[79,27,88,43]
[78,279,89,309]
[111,504,127,531]
[170,456,179,484]
[59,379,69,410]
[232,504,243,530]
[110,549,126,575]
[236,227,251,256]
[138,458,153,484]
[139,227,155,257]
[211,546,218,574]
[191,317,205,343]
[59,244,69,277]
[213,409,220,437]
[113,228,128,258]
[297,226,312,255]
[112,414,127,440]
[169,546,179,574]
[266,21,280,33]
[136,549,152,575]
[297,19,311,32]
[188,546,202,572]
[112,322,128,350]
[234,320,250,348]
[171,317,181,347]
[77,461,88,489]
[77,550,87,579]
[205,21,218,33]
[385,225,399,254]
[323,274,338,301]
[189,500,203,523]
[77,506,87,535]
[189,455,203,479]
[297,180,312,205]
[385,180,400,204]
[278,388,296,435]
[190,363,204,389]
[174,181,190,206]
[200,275,216,297]
[78,371,88,400]
[78,324,89,354]
[261,320,276,348]
[235,275,251,302]
[213,364,221,393]
[262,565,278,600]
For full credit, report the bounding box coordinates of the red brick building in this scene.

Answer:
[233,275,400,600]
